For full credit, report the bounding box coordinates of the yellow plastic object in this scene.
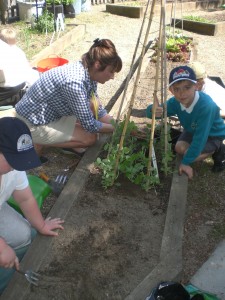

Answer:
[91,91,99,120]
[7,175,52,215]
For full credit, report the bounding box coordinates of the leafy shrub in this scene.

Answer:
[46,0,74,5]
[34,9,55,33]
[95,119,174,190]
[151,35,193,63]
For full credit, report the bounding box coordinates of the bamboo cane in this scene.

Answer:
[146,1,164,180]
[173,0,177,36]
[115,0,152,123]
[181,0,183,32]
[106,0,152,159]
[169,0,173,33]
[162,0,169,175]
[111,0,157,185]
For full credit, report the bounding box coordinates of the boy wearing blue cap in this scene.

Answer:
[146,66,225,179]
[0,117,64,294]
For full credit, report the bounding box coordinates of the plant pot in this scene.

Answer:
[63,4,75,18]
[47,4,64,17]
[17,0,45,21]
[81,0,91,12]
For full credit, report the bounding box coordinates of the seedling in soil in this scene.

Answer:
[95,119,174,190]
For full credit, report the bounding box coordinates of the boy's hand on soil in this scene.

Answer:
[40,217,64,236]
[153,93,163,117]
[155,106,163,117]
[154,93,160,107]
[179,164,193,180]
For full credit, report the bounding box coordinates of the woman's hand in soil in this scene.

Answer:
[39,217,64,236]
[179,164,193,180]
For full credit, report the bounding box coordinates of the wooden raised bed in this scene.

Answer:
[106,3,144,18]
[171,18,225,36]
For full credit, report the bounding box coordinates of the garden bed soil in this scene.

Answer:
[23,173,172,300]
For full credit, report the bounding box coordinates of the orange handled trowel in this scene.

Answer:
[39,172,67,197]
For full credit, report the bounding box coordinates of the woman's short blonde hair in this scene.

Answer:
[0,27,17,45]
[188,61,207,80]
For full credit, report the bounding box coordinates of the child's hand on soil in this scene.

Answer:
[179,164,193,180]
[153,94,163,117]
[39,217,64,236]
[155,106,163,118]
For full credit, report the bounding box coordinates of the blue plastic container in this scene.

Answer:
[81,0,91,12]
[73,0,81,15]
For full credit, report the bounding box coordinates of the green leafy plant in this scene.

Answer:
[45,0,63,5]
[46,0,74,5]
[154,124,175,175]
[95,119,174,190]
[183,15,215,24]
[166,36,192,62]
[151,35,193,63]
[33,9,55,33]
[20,26,31,50]
[62,0,74,5]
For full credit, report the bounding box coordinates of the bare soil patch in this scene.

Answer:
[24,173,171,300]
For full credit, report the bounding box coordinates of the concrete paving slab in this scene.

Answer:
[190,239,225,300]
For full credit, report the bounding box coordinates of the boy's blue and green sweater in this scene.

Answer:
[146,91,225,166]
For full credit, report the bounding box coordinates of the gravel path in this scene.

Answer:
[62,4,148,107]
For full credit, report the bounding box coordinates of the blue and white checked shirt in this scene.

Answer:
[15,61,107,133]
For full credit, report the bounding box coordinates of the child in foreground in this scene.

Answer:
[0,117,64,294]
[146,66,225,179]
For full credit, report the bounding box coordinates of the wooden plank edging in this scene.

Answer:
[125,156,188,300]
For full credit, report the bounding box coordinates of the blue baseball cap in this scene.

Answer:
[169,65,197,87]
[0,117,41,171]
